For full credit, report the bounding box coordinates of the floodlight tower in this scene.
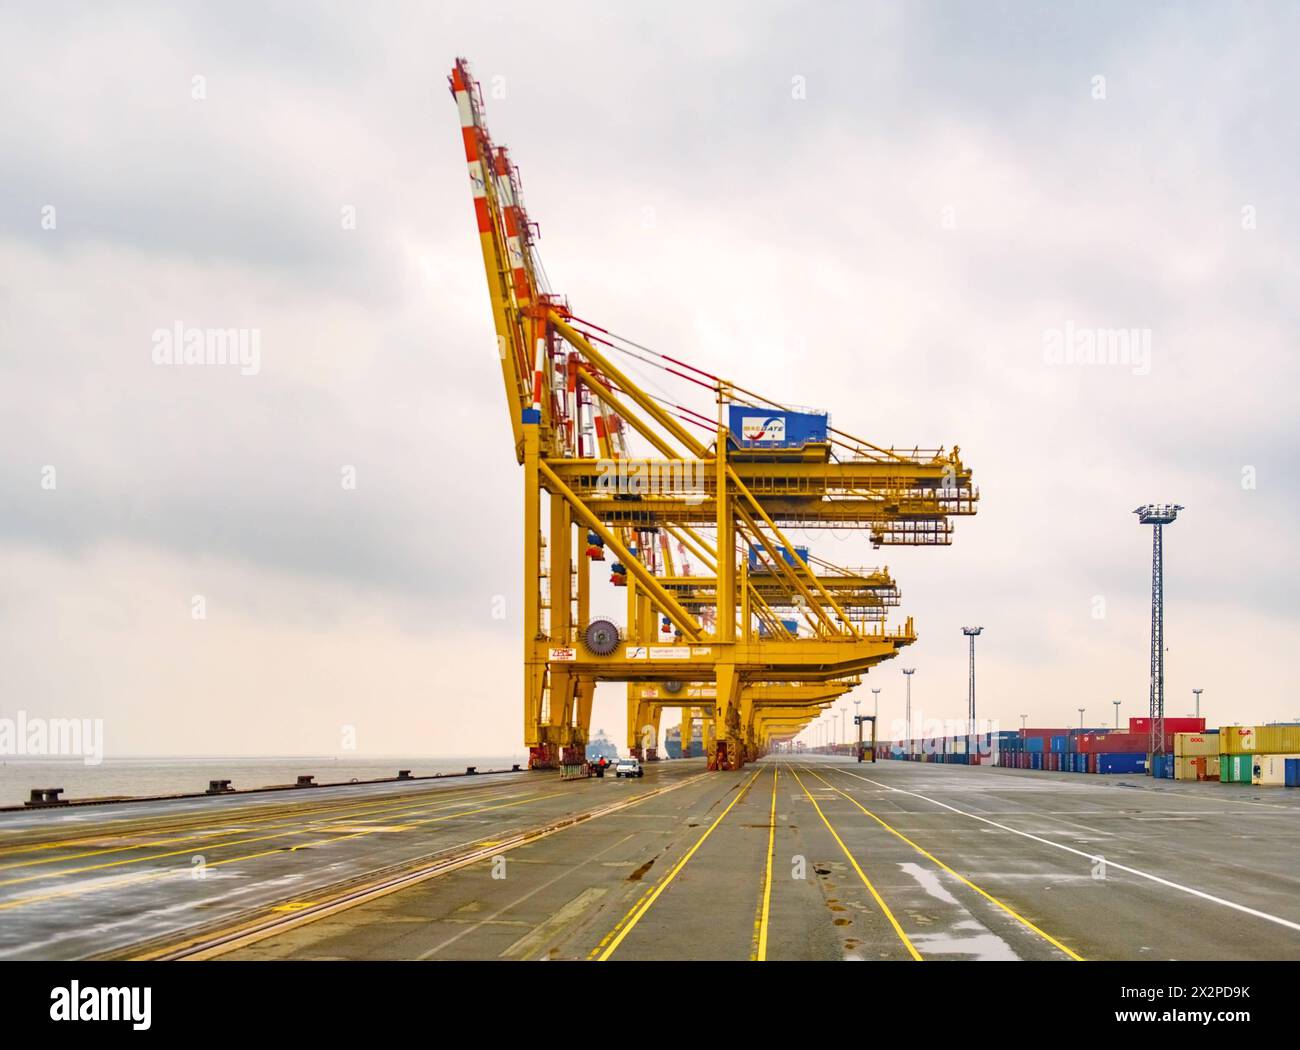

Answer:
[1134,504,1183,762]
[962,627,983,736]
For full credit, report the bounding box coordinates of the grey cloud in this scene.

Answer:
[2,1,1298,751]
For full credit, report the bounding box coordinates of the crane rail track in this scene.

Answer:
[122,771,710,961]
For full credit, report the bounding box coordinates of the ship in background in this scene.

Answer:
[585,729,620,763]
[664,723,704,759]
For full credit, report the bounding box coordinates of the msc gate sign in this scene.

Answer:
[741,415,786,442]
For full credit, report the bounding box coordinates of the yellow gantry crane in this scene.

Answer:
[450,58,978,772]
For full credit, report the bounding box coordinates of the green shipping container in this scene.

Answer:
[1220,754,1253,783]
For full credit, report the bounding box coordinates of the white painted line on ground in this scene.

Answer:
[885,761,1300,811]
[835,767,1300,936]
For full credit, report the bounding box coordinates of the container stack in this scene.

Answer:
[1173,731,1219,781]
[869,719,1300,787]
[1219,725,1300,786]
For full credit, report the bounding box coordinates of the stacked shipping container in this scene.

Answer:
[867,717,1300,786]
[1218,725,1300,787]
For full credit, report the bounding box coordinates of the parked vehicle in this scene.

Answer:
[615,758,644,778]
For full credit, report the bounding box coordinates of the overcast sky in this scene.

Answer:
[2,2,1298,760]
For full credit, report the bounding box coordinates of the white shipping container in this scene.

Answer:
[1252,753,1300,786]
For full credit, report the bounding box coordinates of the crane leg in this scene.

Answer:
[553,668,586,767]
[523,421,555,769]
[711,664,744,770]
[644,705,662,761]
[680,708,695,758]
[627,690,645,760]
[574,678,593,735]
[740,690,756,765]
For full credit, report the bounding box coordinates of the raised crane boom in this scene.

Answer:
[450,58,563,461]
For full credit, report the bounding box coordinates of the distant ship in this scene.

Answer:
[664,722,704,759]
[585,729,620,762]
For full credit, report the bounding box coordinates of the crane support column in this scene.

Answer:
[644,705,662,761]
[681,709,695,758]
[523,415,553,768]
[713,664,743,771]
[711,420,743,770]
[628,694,648,759]
[547,496,586,766]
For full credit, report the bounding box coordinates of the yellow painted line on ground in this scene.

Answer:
[592,769,762,961]
[0,780,526,869]
[810,767,1084,961]
[790,766,921,961]
[139,771,714,961]
[751,764,778,961]
[0,789,569,913]
[0,785,547,888]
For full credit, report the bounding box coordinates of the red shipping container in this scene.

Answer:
[1129,717,1205,734]
[1078,732,1149,754]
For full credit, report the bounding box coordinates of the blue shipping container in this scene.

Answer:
[1050,735,1067,753]
[748,545,809,570]
[728,406,828,449]
[758,618,800,637]
[1098,752,1146,775]
[1285,757,1300,788]
[1030,754,1043,770]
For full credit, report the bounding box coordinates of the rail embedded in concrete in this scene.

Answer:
[118,769,712,962]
